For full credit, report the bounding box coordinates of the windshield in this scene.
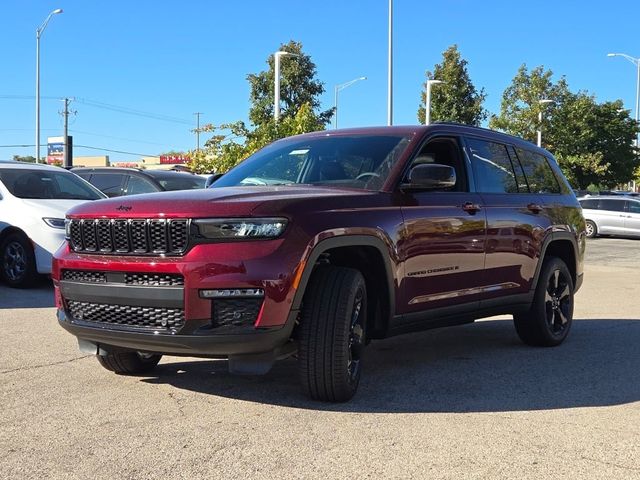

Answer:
[153,174,206,191]
[213,135,412,191]
[0,169,105,200]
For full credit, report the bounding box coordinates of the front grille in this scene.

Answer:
[67,300,184,332]
[212,297,263,329]
[68,219,189,255]
[62,270,106,283]
[61,270,184,286]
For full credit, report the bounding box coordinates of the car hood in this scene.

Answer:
[66,185,378,218]
[21,199,94,219]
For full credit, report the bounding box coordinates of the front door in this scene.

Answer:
[397,136,486,318]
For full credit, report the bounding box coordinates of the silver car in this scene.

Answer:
[578,195,640,238]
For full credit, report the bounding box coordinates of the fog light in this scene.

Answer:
[199,288,265,299]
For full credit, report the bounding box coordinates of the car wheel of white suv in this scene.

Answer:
[1,233,38,288]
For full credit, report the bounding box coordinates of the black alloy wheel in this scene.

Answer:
[1,233,38,288]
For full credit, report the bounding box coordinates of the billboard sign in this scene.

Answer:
[159,155,189,165]
[47,136,64,165]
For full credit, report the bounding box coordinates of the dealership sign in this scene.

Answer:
[159,154,189,165]
[47,136,64,165]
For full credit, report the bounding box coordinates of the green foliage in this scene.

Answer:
[417,45,487,126]
[248,40,333,128]
[12,155,36,163]
[188,41,328,175]
[490,64,640,188]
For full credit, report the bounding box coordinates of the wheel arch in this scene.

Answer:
[534,233,579,289]
[291,235,397,339]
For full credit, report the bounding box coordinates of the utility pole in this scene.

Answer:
[61,97,75,167]
[194,112,203,151]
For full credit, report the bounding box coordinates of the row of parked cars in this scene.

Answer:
[0,162,210,287]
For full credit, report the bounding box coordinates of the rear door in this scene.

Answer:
[466,137,543,300]
[624,199,640,236]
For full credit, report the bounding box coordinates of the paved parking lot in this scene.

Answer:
[1,238,639,479]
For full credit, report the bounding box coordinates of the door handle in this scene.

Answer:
[462,202,481,214]
[527,203,543,214]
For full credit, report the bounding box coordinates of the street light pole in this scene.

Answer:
[537,99,554,148]
[273,51,298,122]
[35,8,63,163]
[607,52,640,146]
[334,77,367,129]
[387,0,393,126]
[425,79,444,125]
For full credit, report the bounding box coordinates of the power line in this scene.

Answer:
[0,143,159,158]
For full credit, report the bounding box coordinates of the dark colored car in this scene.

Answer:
[54,124,585,402]
[72,167,206,197]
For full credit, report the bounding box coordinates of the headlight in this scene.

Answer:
[64,218,71,239]
[193,218,287,240]
[43,217,66,230]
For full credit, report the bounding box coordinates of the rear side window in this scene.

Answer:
[628,201,640,214]
[466,137,519,193]
[598,199,625,212]
[89,173,124,197]
[125,176,158,195]
[579,199,599,209]
[516,148,561,194]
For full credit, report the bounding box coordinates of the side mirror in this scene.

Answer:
[206,173,224,187]
[403,163,456,190]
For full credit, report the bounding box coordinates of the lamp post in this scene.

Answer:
[607,52,640,146]
[273,51,298,122]
[537,99,554,148]
[334,77,367,129]
[425,79,444,125]
[387,0,393,126]
[36,8,63,163]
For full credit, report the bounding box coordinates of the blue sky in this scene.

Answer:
[2,0,640,162]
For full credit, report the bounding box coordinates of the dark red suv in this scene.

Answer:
[54,124,585,402]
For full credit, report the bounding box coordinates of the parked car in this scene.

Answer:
[579,195,640,238]
[72,167,206,197]
[54,124,585,402]
[0,162,105,287]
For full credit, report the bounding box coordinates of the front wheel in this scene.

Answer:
[0,233,38,288]
[514,257,574,347]
[585,220,597,238]
[97,351,162,375]
[298,266,367,402]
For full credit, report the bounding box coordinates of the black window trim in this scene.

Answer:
[513,146,563,195]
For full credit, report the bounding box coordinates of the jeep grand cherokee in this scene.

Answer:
[54,124,585,402]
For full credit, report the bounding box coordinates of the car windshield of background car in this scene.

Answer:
[0,169,104,200]
[212,135,412,191]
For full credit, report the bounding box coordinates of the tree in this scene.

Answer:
[12,155,36,163]
[188,41,330,174]
[490,64,640,188]
[490,64,571,142]
[248,40,333,128]
[417,45,487,126]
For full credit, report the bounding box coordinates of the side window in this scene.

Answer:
[466,137,518,193]
[628,201,640,214]
[598,199,625,212]
[89,173,124,197]
[516,148,561,194]
[506,146,529,192]
[125,176,157,195]
[411,137,467,192]
[579,199,599,209]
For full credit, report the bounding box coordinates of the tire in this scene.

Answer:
[585,220,597,238]
[0,233,38,288]
[97,351,162,374]
[298,266,367,402]
[514,257,574,347]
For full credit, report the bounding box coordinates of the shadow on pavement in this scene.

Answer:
[142,318,640,413]
[0,279,54,309]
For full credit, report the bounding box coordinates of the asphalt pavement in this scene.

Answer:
[1,238,639,479]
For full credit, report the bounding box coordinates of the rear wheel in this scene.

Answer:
[585,220,597,238]
[0,233,38,288]
[97,351,162,374]
[514,257,574,347]
[298,266,366,402]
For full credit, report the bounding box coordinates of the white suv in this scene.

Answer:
[0,162,105,287]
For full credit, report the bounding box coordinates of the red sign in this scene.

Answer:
[159,155,189,165]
